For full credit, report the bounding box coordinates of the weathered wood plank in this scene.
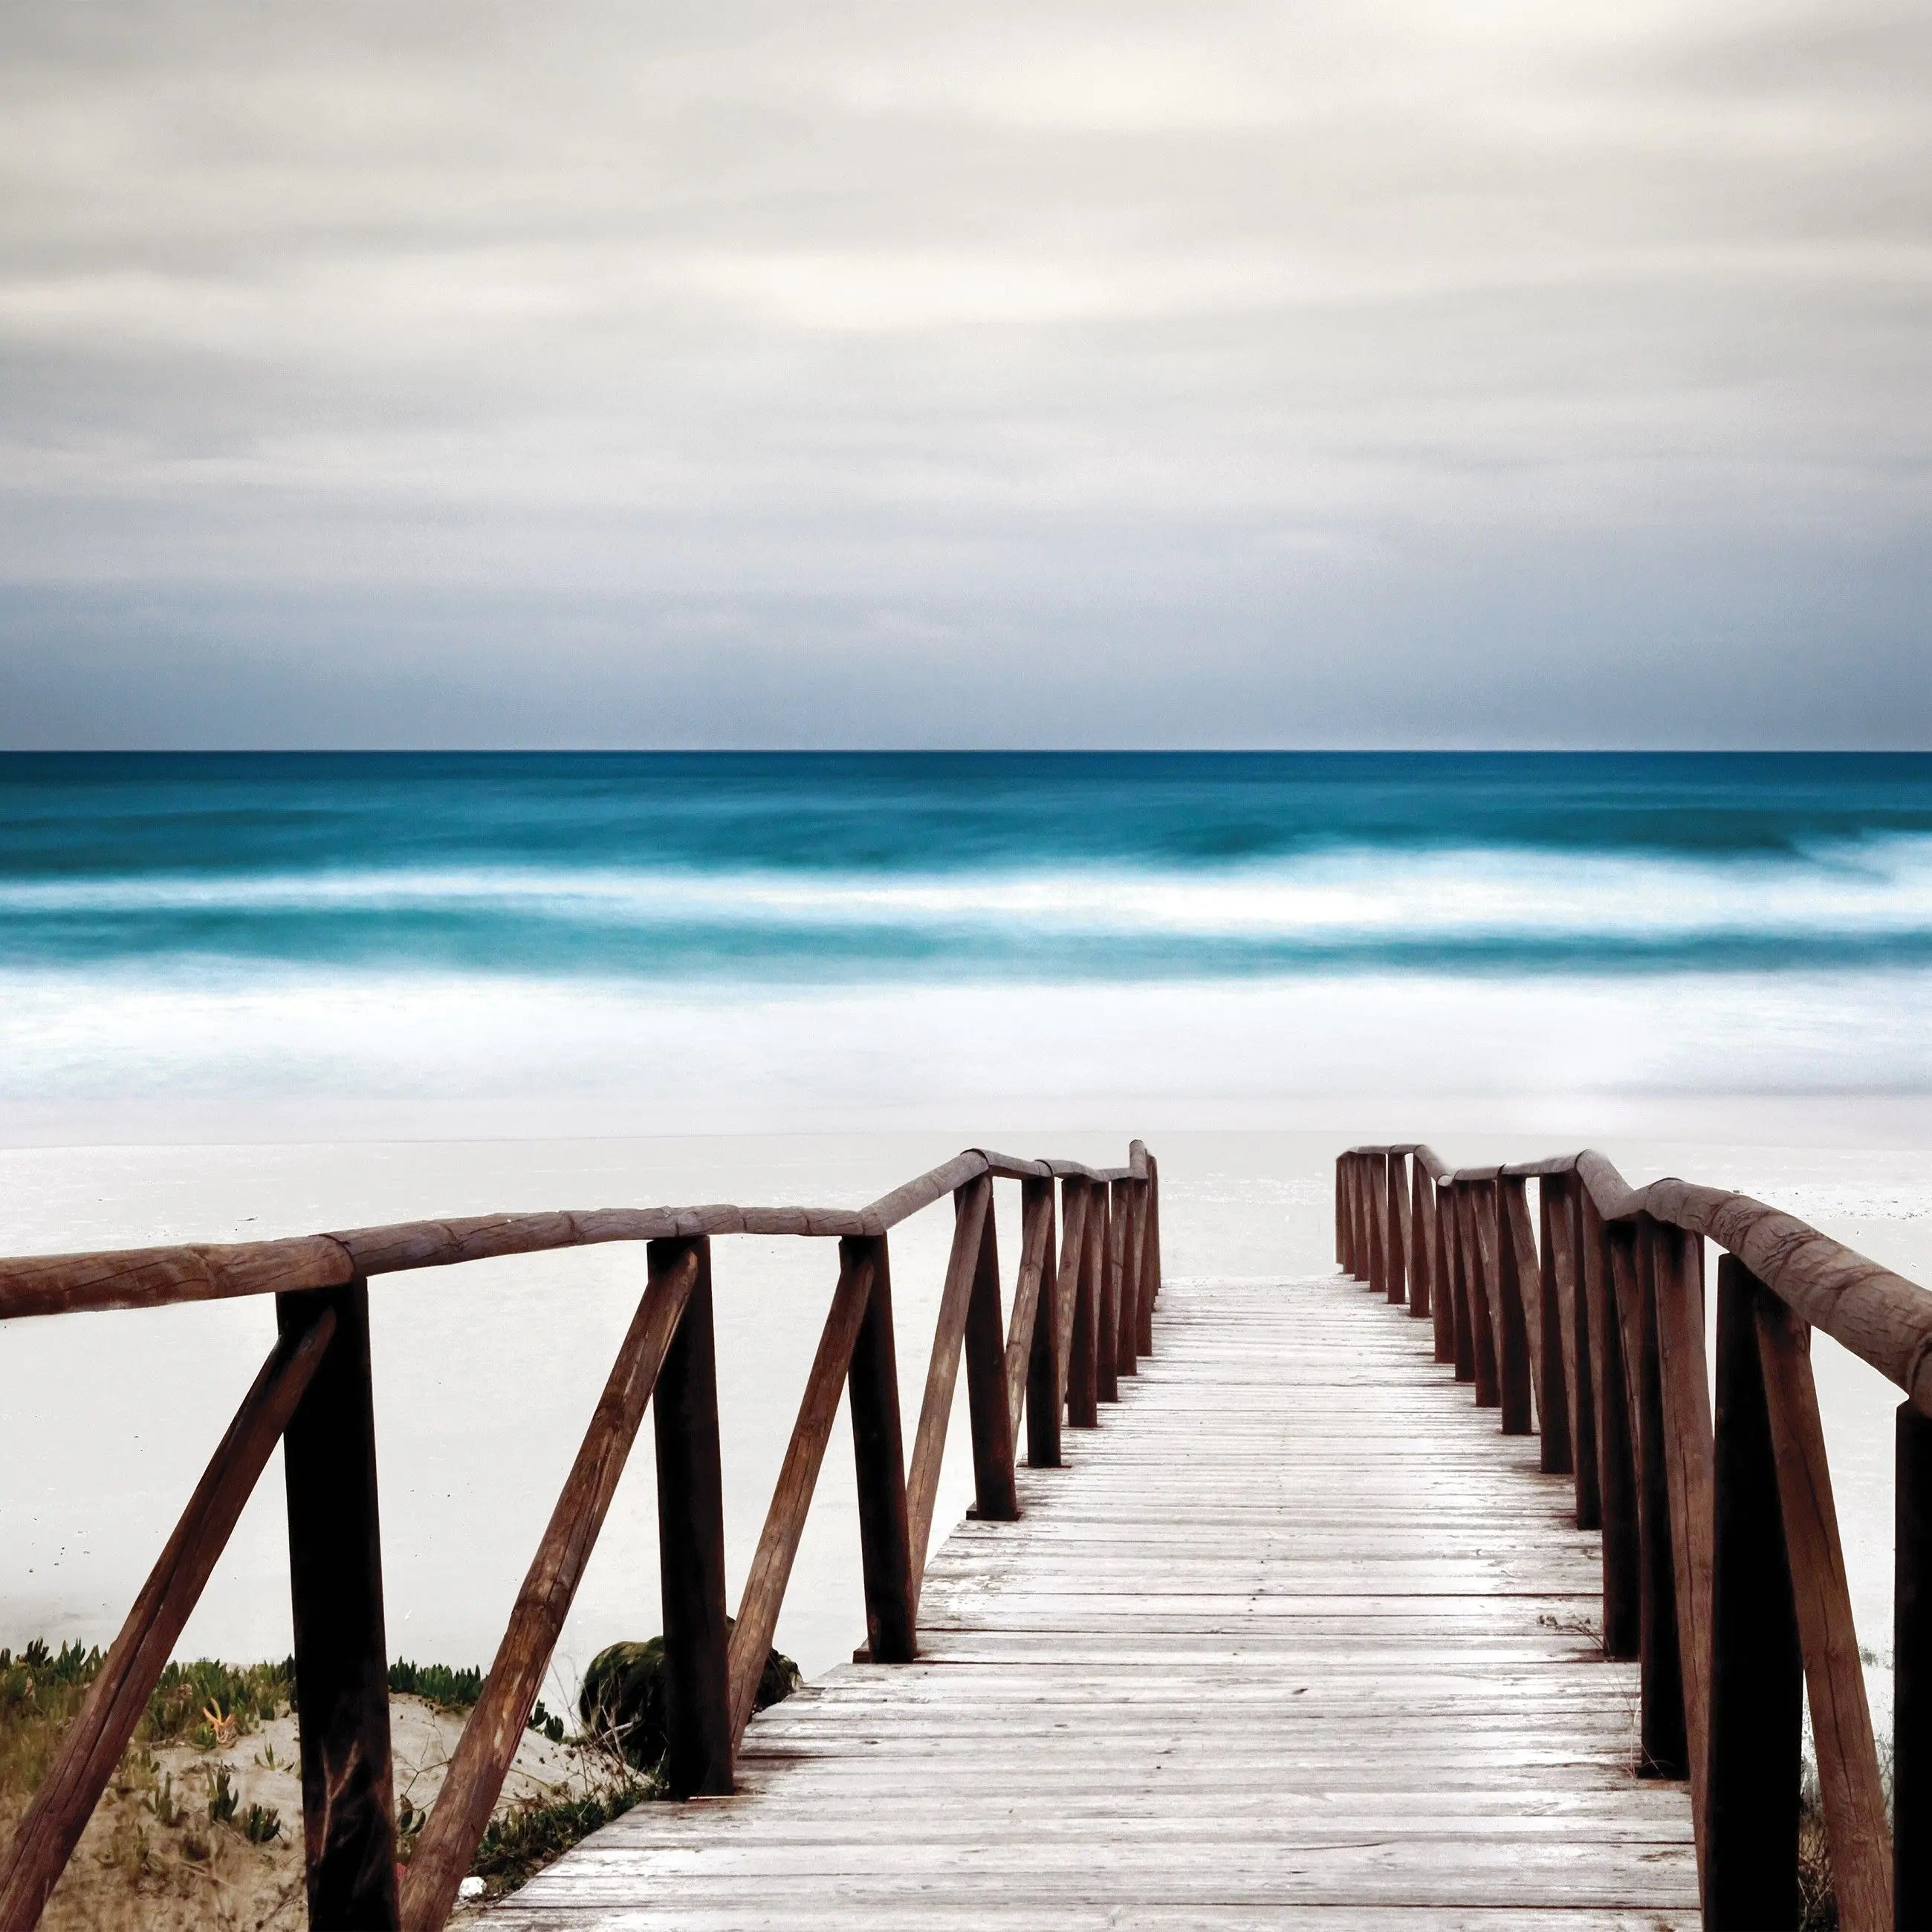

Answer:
[505,1277,1694,1928]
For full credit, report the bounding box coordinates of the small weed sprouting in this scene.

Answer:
[150,1771,184,1827]
[208,1763,239,1826]
[255,1739,280,1769]
[243,1802,282,1844]
[527,1701,566,1743]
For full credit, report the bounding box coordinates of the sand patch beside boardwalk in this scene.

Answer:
[7,1692,622,1931]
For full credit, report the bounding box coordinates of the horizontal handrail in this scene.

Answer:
[1345,1143,1932,1416]
[0,1142,1153,1323]
[1338,1141,1929,1932]
[0,1138,1161,1932]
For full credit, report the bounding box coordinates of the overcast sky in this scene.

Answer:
[1,1,1927,748]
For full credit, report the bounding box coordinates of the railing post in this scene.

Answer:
[1385,1152,1407,1304]
[1112,1177,1138,1380]
[1356,1153,1374,1286]
[1450,1182,1478,1387]
[1144,1152,1161,1313]
[1651,1221,1714,1861]
[1545,1177,1597,1523]
[1582,1191,1640,1659]
[1532,1180,1575,1479]
[1408,1155,1432,1323]
[1622,1222,1688,1778]
[962,1181,1021,1521]
[1335,1155,1346,1271]
[1492,1178,1534,1436]
[1023,1178,1063,1469]
[1463,1181,1500,1409]
[276,1280,399,1931]
[1445,1174,1468,1375]
[846,1233,916,1664]
[1066,1181,1099,1428]
[1367,1152,1387,1295]
[1134,1176,1155,1355]
[1350,1153,1367,1280]
[1095,1183,1119,1404]
[1705,1256,1801,1931]
[1340,1154,1355,1277]
[1899,1396,1932,1930]
[650,1236,733,1798]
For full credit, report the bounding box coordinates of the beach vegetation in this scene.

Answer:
[467,1757,655,1899]
[387,1658,483,1709]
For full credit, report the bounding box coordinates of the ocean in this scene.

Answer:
[4,750,1932,1141]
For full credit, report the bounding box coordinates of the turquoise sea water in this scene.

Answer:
[7,751,1932,976]
[4,751,1932,1135]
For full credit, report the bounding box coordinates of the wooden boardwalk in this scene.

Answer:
[500,1272,1699,1929]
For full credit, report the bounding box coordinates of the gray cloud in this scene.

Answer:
[2,1,1928,745]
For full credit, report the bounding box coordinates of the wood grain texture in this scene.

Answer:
[1462,1184,1500,1408]
[0,1312,335,1932]
[0,1232,352,1321]
[1544,1179,1596,1525]
[1095,1184,1119,1407]
[1367,1151,1387,1298]
[1448,1184,1476,1384]
[499,1275,1696,1930]
[907,1179,993,1595]
[1059,1182,1096,1427]
[729,1251,876,1743]
[403,1248,699,1932]
[1756,1294,1892,1932]
[1142,1153,1161,1320]
[1110,1179,1136,1381]
[1390,1153,1412,1306]
[1648,1222,1714,1863]
[1494,1179,1535,1438]
[1406,1155,1430,1323]
[1134,1179,1155,1356]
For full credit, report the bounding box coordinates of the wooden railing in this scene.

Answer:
[1337,1143,1932,1932]
[0,1141,1162,1932]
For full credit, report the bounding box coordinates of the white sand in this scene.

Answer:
[3,1123,1929,1737]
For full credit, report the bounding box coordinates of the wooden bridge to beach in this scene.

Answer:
[4,1140,1932,1929]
